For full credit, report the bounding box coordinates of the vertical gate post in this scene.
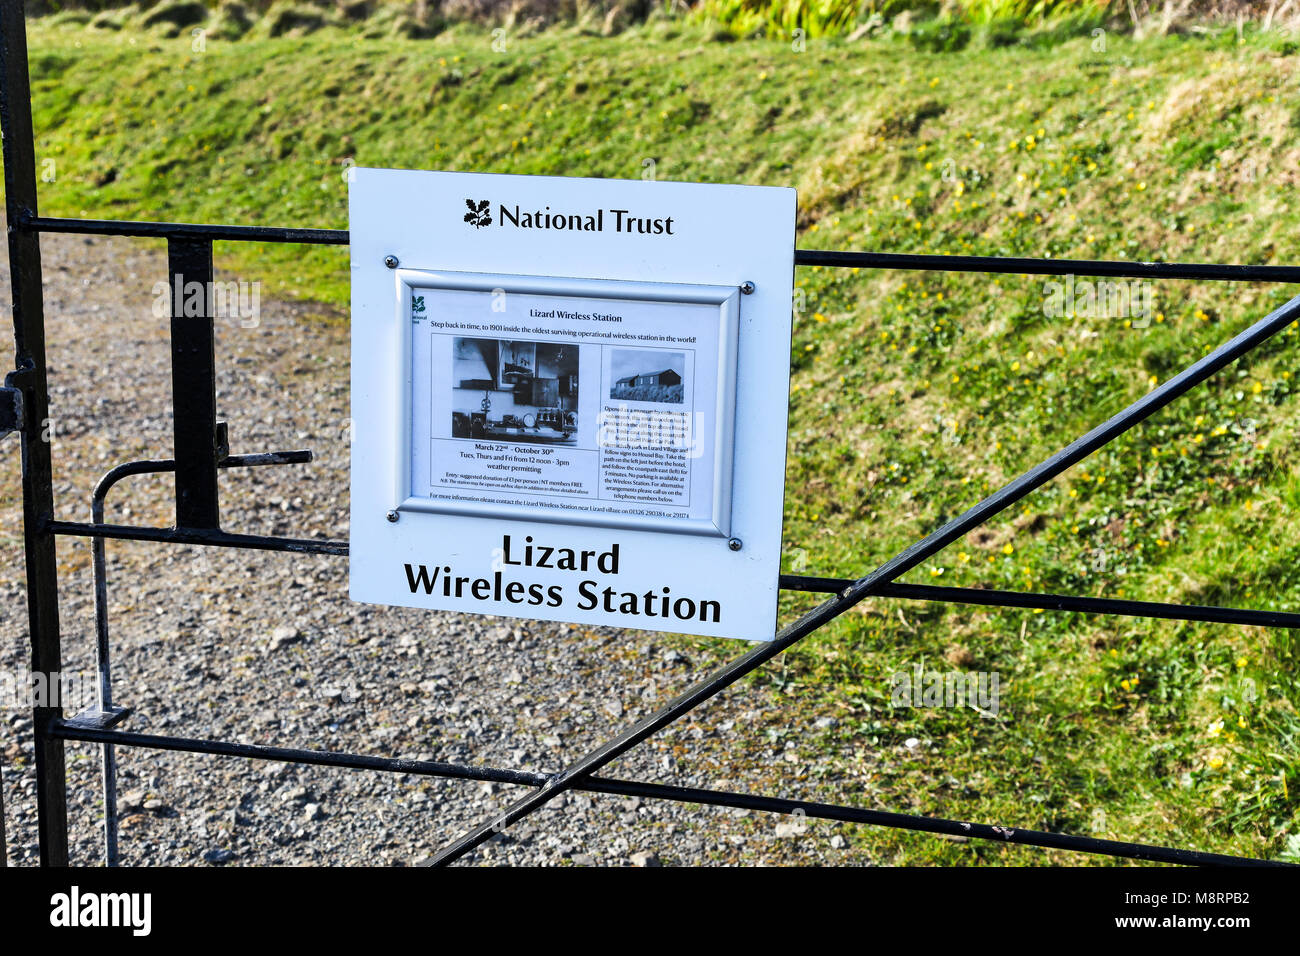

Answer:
[0,0,70,865]
[167,239,221,529]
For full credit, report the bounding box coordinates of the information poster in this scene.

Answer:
[411,285,720,527]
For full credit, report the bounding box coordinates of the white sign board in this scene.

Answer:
[348,169,795,641]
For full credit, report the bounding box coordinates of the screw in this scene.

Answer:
[739,281,755,295]
[386,510,399,523]
[728,537,743,551]
[384,255,399,269]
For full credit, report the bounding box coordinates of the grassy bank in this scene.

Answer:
[14,17,1300,863]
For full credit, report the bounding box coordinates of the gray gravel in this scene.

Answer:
[0,234,866,866]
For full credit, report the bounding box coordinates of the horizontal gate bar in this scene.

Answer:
[45,519,347,556]
[22,214,348,245]
[880,582,1300,628]
[51,722,549,787]
[779,576,1300,628]
[44,515,1300,623]
[93,451,314,498]
[795,248,1300,282]
[49,722,1282,867]
[21,214,1300,281]
[576,778,1286,868]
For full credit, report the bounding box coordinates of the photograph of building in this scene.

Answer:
[609,348,686,404]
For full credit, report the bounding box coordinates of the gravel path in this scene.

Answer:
[0,234,865,866]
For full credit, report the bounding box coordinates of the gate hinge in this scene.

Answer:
[0,384,24,440]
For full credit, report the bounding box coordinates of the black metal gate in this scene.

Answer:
[2,0,1295,867]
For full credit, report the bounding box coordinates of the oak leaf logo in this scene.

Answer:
[464,199,491,228]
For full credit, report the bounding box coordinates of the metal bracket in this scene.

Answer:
[63,705,132,732]
[0,384,22,439]
[215,420,230,462]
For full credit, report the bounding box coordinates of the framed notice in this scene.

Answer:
[349,169,796,641]
[402,272,738,537]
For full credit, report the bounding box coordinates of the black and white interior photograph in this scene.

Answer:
[450,337,579,444]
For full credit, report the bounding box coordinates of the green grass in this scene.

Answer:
[15,16,1300,864]
[692,0,1114,40]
